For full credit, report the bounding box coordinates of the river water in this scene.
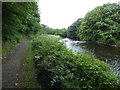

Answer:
[60,38,120,76]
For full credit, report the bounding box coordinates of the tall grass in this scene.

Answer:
[32,34,120,89]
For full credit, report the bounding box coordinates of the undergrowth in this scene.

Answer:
[32,34,120,89]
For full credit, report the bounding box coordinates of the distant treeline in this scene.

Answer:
[43,3,120,45]
[41,24,67,37]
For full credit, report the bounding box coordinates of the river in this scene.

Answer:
[60,38,120,76]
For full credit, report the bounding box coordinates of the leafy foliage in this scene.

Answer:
[41,24,67,37]
[67,18,83,39]
[78,3,120,44]
[32,35,120,89]
[2,2,41,42]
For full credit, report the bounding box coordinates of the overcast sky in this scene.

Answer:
[38,0,119,29]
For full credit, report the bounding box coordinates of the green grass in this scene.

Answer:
[32,34,120,89]
[22,40,41,88]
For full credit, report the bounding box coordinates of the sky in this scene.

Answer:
[38,0,119,29]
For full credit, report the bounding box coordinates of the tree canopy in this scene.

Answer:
[41,24,67,37]
[78,3,120,44]
[67,18,83,39]
[2,2,41,42]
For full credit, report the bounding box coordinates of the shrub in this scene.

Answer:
[32,35,120,89]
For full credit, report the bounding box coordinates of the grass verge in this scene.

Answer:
[22,40,41,88]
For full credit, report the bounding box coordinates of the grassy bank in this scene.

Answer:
[22,40,41,88]
[32,34,120,89]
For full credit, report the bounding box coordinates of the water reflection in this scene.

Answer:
[60,38,120,76]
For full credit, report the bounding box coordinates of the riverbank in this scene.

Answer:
[96,41,120,48]
[65,37,120,48]
[32,34,120,89]
[61,38,120,76]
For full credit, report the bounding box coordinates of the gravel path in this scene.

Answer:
[2,40,30,88]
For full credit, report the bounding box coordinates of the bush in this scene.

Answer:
[32,35,120,89]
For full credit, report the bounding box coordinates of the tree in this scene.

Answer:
[2,2,41,42]
[78,3,120,44]
[67,18,83,39]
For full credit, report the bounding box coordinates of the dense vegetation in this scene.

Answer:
[2,2,41,54]
[45,3,119,45]
[41,24,67,37]
[2,2,120,89]
[64,3,120,45]
[78,3,120,45]
[40,18,83,40]
[32,35,120,89]
[67,18,83,39]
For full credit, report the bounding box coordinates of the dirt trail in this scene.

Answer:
[2,40,30,88]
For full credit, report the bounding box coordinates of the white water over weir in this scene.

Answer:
[60,38,120,77]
